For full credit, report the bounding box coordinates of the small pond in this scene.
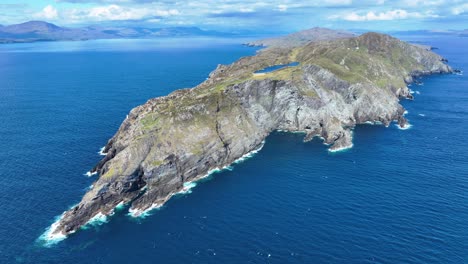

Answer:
[254,62,299,74]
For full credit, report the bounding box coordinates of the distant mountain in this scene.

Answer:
[460,29,468,37]
[244,27,356,48]
[388,29,468,38]
[0,21,231,44]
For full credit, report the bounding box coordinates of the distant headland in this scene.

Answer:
[0,20,230,44]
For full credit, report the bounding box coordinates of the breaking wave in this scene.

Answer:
[98,146,107,156]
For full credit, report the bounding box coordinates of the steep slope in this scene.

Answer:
[48,32,451,238]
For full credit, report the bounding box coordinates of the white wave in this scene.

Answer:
[37,204,79,247]
[128,203,162,218]
[410,90,415,94]
[179,181,198,194]
[364,121,383,125]
[415,91,421,95]
[404,110,409,116]
[233,141,265,164]
[84,171,97,177]
[98,146,107,156]
[114,201,126,211]
[39,201,126,246]
[328,143,354,153]
[396,123,412,130]
[84,212,108,227]
[455,71,463,76]
[418,114,426,117]
[37,214,68,247]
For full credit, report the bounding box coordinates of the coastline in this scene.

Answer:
[127,141,266,218]
[44,31,453,240]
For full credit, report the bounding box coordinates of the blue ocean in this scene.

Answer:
[0,35,466,263]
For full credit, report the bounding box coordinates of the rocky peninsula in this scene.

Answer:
[48,31,451,239]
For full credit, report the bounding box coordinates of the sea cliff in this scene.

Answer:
[48,32,452,238]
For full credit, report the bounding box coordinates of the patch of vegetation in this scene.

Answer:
[103,167,116,179]
[151,160,164,167]
[140,114,160,130]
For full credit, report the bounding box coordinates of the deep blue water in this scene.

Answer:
[255,62,299,74]
[0,36,467,263]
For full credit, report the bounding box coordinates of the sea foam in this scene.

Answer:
[37,204,79,247]
[396,123,412,130]
[98,146,107,156]
[82,212,108,228]
[37,214,68,247]
[128,203,162,218]
[328,143,354,153]
[233,141,265,164]
[84,171,97,177]
[364,121,383,125]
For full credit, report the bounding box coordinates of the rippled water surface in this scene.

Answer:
[0,36,466,263]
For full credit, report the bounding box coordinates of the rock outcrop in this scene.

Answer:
[50,32,451,237]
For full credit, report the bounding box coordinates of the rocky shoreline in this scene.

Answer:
[46,32,452,239]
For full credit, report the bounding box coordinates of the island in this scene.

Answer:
[47,30,452,240]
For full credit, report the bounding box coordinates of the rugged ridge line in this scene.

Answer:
[49,32,452,238]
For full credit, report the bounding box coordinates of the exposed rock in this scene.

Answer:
[50,32,452,237]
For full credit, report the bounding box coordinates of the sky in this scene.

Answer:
[0,0,467,32]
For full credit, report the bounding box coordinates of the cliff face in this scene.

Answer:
[50,32,451,237]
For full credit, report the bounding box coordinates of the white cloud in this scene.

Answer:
[402,0,446,7]
[324,0,352,5]
[239,8,254,13]
[335,9,437,21]
[35,5,59,20]
[452,3,468,15]
[67,5,179,22]
[277,4,288,12]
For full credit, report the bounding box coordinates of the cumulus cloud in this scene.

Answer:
[335,9,438,21]
[35,5,59,20]
[277,5,288,12]
[401,0,446,7]
[323,0,352,5]
[452,3,468,15]
[1,0,467,30]
[65,4,179,21]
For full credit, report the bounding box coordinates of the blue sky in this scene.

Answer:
[1,0,467,32]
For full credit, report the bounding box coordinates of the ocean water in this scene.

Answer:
[0,36,466,263]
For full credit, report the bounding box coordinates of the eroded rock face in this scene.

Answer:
[51,32,452,237]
